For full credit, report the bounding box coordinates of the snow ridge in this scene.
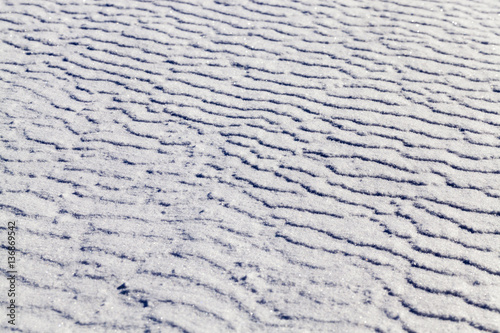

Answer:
[1,0,500,332]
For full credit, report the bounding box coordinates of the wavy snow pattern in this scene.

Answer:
[0,0,500,332]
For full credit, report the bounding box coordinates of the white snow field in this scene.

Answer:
[1,0,500,332]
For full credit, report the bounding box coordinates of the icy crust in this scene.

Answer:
[1,0,500,332]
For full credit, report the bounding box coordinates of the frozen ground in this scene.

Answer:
[0,0,500,332]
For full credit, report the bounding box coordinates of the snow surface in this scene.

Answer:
[1,0,500,332]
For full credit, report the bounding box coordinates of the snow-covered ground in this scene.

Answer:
[1,0,500,331]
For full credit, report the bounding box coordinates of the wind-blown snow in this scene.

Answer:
[1,0,500,332]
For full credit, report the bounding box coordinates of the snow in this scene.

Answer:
[1,0,500,332]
